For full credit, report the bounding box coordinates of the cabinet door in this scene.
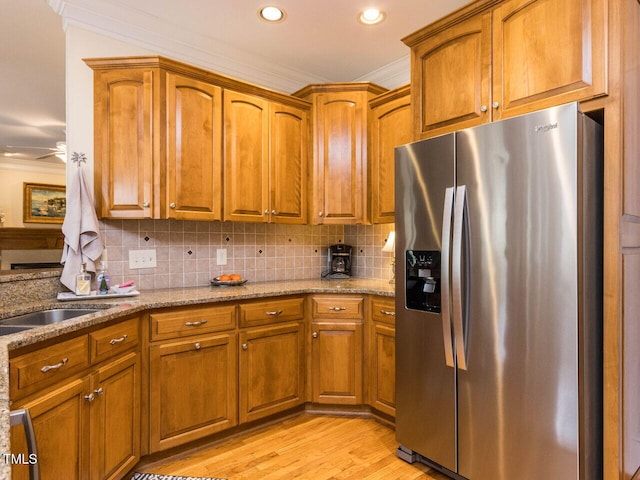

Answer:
[11,378,91,480]
[223,90,269,222]
[311,321,363,404]
[269,102,308,224]
[167,73,223,221]
[239,322,305,423]
[411,11,492,139]
[149,333,237,452]
[313,91,368,224]
[369,323,396,417]
[94,68,154,218]
[369,88,411,223]
[91,352,140,480]
[492,0,607,120]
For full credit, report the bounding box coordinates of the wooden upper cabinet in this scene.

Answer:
[91,67,155,218]
[296,84,387,225]
[368,86,411,224]
[223,90,270,222]
[166,73,223,221]
[492,0,607,119]
[269,102,308,224]
[408,11,492,138]
[224,91,309,224]
[403,0,607,138]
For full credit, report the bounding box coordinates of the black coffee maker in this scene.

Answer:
[325,244,352,279]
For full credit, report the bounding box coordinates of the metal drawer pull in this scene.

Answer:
[329,306,346,311]
[266,310,283,316]
[109,334,128,345]
[380,309,396,316]
[185,320,208,326]
[40,358,68,373]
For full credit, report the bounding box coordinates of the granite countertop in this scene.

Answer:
[0,277,395,480]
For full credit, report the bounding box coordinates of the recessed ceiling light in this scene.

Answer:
[258,6,286,23]
[358,8,386,25]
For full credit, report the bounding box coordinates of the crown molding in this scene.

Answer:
[48,0,405,92]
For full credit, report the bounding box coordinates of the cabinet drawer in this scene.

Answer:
[311,296,364,319]
[90,317,140,364]
[239,297,304,327]
[150,304,236,341]
[10,335,90,399]
[371,297,396,326]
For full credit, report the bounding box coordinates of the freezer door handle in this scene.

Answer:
[441,187,455,368]
[452,185,470,371]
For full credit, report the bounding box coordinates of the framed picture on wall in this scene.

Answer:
[23,183,66,224]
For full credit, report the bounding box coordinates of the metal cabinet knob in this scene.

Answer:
[264,209,269,214]
[492,102,500,109]
[194,342,201,350]
[312,332,318,339]
[170,202,176,209]
[318,211,324,217]
[272,210,276,215]
[143,201,150,208]
[480,105,488,112]
[94,387,104,396]
[84,393,95,402]
[242,343,248,350]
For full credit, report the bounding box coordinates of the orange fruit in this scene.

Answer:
[229,273,242,281]
[218,274,231,281]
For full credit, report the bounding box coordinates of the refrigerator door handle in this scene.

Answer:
[452,185,470,371]
[441,187,455,368]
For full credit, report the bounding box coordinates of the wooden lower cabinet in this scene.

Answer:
[148,333,237,452]
[239,322,305,423]
[310,320,364,405]
[10,351,140,480]
[369,297,396,417]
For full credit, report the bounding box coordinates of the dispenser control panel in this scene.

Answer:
[405,250,441,313]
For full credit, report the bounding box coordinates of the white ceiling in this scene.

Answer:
[1,0,469,163]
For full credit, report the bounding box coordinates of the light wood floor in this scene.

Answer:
[136,414,450,479]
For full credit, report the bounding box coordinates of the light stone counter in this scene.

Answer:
[0,278,394,479]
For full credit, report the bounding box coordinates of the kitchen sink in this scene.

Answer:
[0,308,102,327]
[0,325,38,335]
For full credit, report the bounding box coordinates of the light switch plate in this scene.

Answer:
[129,249,157,269]
[216,248,227,266]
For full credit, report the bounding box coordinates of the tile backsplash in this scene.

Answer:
[98,220,395,289]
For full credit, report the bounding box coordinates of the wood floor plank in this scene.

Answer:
[136,414,449,479]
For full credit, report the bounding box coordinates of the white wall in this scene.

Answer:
[65,26,154,193]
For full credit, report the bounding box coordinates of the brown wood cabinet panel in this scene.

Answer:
[149,304,236,341]
[311,321,363,405]
[223,90,270,222]
[269,102,308,224]
[410,11,492,138]
[89,317,139,365]
[10,335,90,400]
[239,322,305,423]
[93,67,155,218]
[369,323,396,417]
[492,0,607,119]
[11,377,90,480]
[369,86,411,223]
[149,333,237,452]
[167,73,223,221]
[90,352,140,480]
[311,295,364,319]
[239,296,304,327]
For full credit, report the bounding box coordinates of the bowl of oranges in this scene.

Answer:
[211,273,247,286]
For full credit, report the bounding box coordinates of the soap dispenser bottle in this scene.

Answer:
[75,263,91,296]
[97,261,110,295]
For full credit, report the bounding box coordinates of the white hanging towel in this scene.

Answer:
[60,162,104,290]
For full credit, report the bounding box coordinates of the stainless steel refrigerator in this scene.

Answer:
[394,103,603,480]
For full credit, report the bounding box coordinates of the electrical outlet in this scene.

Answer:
[216,248,227,266]
[129,249,157,269]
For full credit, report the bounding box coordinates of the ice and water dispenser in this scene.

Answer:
[405,250,441,313]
